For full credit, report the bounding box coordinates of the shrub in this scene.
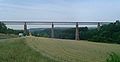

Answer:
[106,52,120,62]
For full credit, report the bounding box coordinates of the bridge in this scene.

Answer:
[0,20,113,40]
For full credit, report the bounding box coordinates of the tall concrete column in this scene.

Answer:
[97,22,101,31]
[51,22,54,38]
[24,22,28,35]
[75,22,79,40]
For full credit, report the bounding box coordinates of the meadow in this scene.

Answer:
[0,33,18,39]
[0,36,120,62]
[26,37,120,62]
[0,38,57,62]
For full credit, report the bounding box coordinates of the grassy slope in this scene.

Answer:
[0,33,18,39]
[26,37,120,62]
[0,38,57,62]
[0,36,120,62]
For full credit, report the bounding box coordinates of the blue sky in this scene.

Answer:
[0,0,120,22]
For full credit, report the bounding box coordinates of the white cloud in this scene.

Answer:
[0,0,120,21]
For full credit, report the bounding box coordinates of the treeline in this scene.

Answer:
[0,22,23,35]
[32,20,120,44]
[88,21,120,44]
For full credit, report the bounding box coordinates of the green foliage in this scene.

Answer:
[89,21,120,44]
[0,22,7,33]
[106,52,120,62]
[32,27,88,39]
[0,22,23,35]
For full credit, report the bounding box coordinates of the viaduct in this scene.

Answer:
[0,20,112,40]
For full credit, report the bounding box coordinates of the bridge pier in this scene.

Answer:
[97,22,101,31]
[51,22,54,38]
[24,22,28,36]
[75,22,79,40]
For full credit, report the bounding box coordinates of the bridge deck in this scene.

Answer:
[0,21,113,25]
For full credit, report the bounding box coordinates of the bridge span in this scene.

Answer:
[0,20,113,40]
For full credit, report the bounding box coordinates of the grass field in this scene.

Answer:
[26,37,120,62]
[0,36,120,62]
[0,33,18,39]
[0,38,57,62]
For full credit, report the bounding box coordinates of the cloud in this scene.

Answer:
[0,0,120,21]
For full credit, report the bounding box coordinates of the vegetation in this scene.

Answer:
[0,35,120,62]
[32,20,120,44]
[0,22,7,33]
[0,38,57,62]
[0,21,120,62]
[0,33,18,39]
[0,22,19,39]
[89,20,120,44]
[106,52,120,62]
[0,22,23,35]
[26,37,120,62]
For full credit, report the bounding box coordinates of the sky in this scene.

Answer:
[0,0,120,29]
[0,0,120,22]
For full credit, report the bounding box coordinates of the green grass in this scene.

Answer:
[106,52,120,62]
[0,33,18,39]
[0,38,57,62]
[26,37,120,62]
[0,36,120,62]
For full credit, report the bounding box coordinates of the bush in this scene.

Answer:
[106,52,120,62]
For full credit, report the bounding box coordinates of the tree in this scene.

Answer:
[0,22,7,33]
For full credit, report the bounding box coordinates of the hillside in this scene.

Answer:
[26,37,120,62]
[0,38,57,62]
[0,37,120,62]
[0,33,18,39]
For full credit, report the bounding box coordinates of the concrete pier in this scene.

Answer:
[24,22,28,35]
[75,22,79,40]
[51,22,54,38]
[97,22,101,31]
